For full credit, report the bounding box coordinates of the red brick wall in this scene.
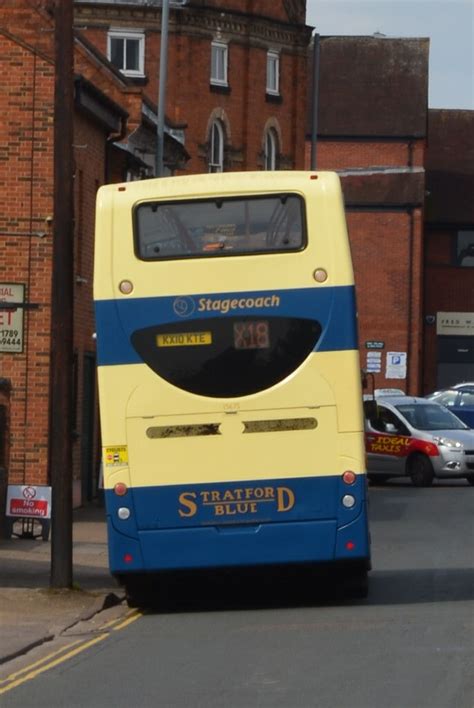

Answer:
[0,10,110,504]
[183,0,302,23]
[166,38,307,173]
[306,138,424,170]
[0,27,55,488]
[347,208,423,394]
[79,6,309,173]
[305,135,426,394]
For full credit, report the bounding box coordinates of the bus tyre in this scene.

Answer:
[466,476,474,486]
[408,454,434,487]
[344,569,369,599]
[125,586,152,608]
[123,577,154,608]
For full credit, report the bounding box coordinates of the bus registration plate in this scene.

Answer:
[156,332,212,347]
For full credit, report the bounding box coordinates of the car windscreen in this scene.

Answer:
[134,193,306,260]
[395,403,468,431]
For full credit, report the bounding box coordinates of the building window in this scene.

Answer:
[108,30,145,77]
[266,51,280,95]
[209,120,224,172]
[264,128,278,170]
[456,230,474,266]
[211,41,228,86]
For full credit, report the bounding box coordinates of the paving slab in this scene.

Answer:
[0,504,124,665]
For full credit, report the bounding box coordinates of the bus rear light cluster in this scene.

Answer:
[342,494,356,509]
[342,471,356,485]
[118,507,131,520]
[114,482,128,496]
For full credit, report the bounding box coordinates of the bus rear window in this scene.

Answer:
[134,194,306,260]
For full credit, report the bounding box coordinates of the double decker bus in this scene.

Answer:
[94,171,370,604]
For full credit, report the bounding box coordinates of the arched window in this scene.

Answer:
[264,128,278,170]
[209,120,224,173]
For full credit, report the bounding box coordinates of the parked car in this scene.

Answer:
[364,395,474,486]
[425,383,474,428]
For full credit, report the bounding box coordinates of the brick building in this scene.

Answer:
[0,0,312,526]
[423,109,474,391]
[74,0,312,173]
[1,1,471,527]
[306,36,429,394]
[0,0,187,523]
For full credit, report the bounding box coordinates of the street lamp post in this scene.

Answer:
[156,0,170,177]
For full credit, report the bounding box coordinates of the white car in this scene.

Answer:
[364,396,474,486]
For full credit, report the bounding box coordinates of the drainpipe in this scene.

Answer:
[105,115,128,184]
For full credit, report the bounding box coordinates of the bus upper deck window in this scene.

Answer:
[134,194,306,260]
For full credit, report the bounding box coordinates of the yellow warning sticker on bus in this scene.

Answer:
[104,446,128,466]
[156,332,212,347]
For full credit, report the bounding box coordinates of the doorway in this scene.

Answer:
[437,336,474,388]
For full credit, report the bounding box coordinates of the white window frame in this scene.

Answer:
[264,128,278,170]
[266,50,280,95]
[107,29,145,77]
[211,41,228,86]
[209,120,224,173]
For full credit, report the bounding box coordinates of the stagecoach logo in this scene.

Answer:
[173,296,196,318]
[173,293,281,318]
[178,485,295,519]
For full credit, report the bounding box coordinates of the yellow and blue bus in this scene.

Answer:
[94,171,370,602]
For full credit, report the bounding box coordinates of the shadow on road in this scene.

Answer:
[132,563,474,614]
[367,566,474,605]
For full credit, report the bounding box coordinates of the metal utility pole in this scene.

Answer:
[50,0,75,588]
[156,0,170,177]
[310,33,320,170]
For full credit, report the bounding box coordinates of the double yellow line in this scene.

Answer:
[0,609,143,696]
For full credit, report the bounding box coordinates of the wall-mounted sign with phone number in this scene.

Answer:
[0,283,25,353]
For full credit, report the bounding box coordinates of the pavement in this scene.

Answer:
[0,503,125,666]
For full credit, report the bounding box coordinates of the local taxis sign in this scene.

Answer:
[6,485,52,519]
[0,283,25,353]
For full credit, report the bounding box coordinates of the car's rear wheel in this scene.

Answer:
[407,454,434,487]
[466,476,474,486]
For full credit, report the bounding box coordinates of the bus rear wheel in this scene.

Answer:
[120,575,155,608]
[407,454,434,487]
[343,569,369,599]
[333,564,369,599]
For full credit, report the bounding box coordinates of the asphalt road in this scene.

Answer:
[2,480,473,708]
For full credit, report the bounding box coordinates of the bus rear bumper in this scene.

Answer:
[107,512,370,574]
